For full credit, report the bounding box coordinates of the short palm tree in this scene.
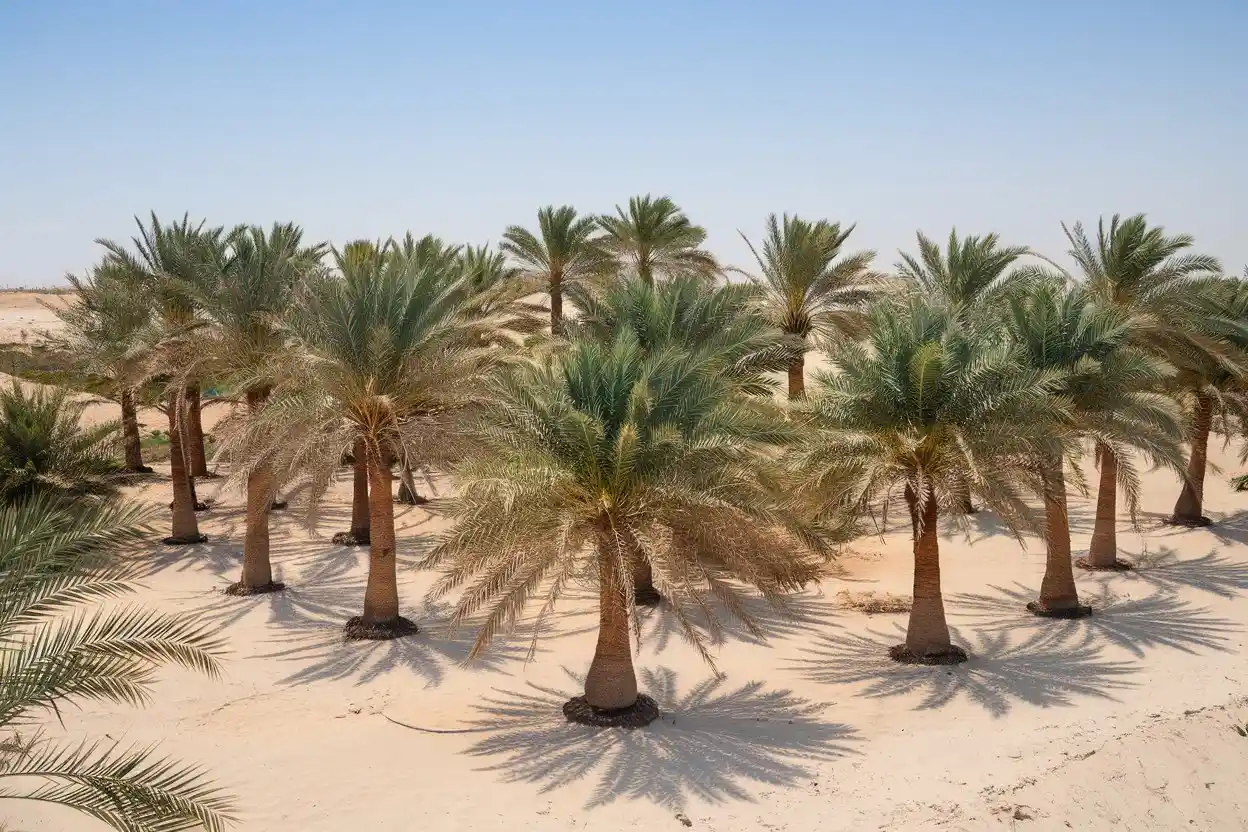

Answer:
[736,214,879,398]
[53,260,153,473]
[0,495,232,831]
[1004,283,1184,615]
[501,205,610,335]
[236,244,495,638]
[191,222,325,594]
[792,300,1061,663]
[597,195,719,285]
[1063,215,1223,566]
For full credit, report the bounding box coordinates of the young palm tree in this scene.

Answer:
[792,300,1062,663]
[736,214,879,398]
[1004,284,1183,615]
[597,195,720,285]
[236,244,495,639]
[1064,215,1223,566]
[0,382,122,506]
[191,223,325,594]
[424,333,823,726]
[501,205,610,335]
[53,260,153,473]
[0,495,232,831]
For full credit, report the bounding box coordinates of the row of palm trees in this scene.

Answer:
[54,200,1248,725]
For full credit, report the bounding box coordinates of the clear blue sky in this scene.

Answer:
[1,0,1244,286]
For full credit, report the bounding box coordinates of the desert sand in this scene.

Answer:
[5,297,1248,831]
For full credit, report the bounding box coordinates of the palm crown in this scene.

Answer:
[597,195,719,285]
[502,205,609,334]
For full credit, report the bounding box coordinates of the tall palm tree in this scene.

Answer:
[236,244,495,639]
[736,214,879,398]
[424,333,823,726]
[97,213,220,545]
[597,195,719,285]
[53,260,153,473]
[191,223,325,594]
[1063,215,1223,567]
[0,495,232,831]
[1004,283,1183,616]
[792,300,1061,663]
[502,205,609,335]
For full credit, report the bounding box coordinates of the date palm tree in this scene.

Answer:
[792,299,1062,663]
[1004,283,1183,615]
[190,222,325,594]
[736,214,879,398]
[0,495,232,831]
[1064,215,1223,567]
[53,260,154,473]
[424,332,823,726]
[597,195,719,285]
[502,205,610,335]
[234,243,496,638]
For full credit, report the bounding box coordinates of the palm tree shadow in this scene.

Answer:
[460,667,859,810]
[793,624,1138,717]
[638,587,839,653]
[952,582,1240,657]
[1122,547,1248,599]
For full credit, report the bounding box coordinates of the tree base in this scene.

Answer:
[224,580,287,597]
[331,531,370,546]
[195,471,222,480]
[395,494,430,506]
[1076,556,1133,572]
[634,585,663,607]
[162,533,209,546]
[269,500,288,511]
[123,465,155,475]
[563,694,660,728]
[889,644,969,665]
[1165,514,1212,528]
[194,502,209,512]
[344,616,419,641]
[1026,600,1093,619]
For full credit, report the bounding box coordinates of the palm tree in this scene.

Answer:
[0,381,123,506]
[424,333,823,726]
[1063,215,1223,567]
[53,260,153,473]
[0,495,232,830]
[1004,283,1183,616]
[191,223,324,594]
[237,244,494,639]
[792,300,1061,663]
[501,206,609,335]
[597,195,719,285]
[736,214,879,398]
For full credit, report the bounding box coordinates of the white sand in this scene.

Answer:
[4,295,1248,830]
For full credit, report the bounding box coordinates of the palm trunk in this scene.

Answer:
[334,440,371,545]
[344,440,415,639]
[186,385,211,478]
[227,389,283,595]
[119,388,148,473]
[1082,441,1127,570]
[898,487,964,662]
[584,547,639,710]
[787,354,805,400]
[1171,393,1213,526]
[396,461,426,505]
[633,558,661,606]
[1032,457,1089,617]
[550,280,564,336]
[952,475,976,514]
[163,398,204,545]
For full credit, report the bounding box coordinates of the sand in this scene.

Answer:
[4,294,1248,831]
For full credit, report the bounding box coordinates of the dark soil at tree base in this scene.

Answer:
[197,471,223,479]
[224,581,287,597]
[343,616,419,641]
[1026,600,1093,619]
[634,585,662,607]
[331,531,370,546]
[270,500,288,511]
[889,644,969,665]
[1165,515,1212,528]
[395,493,429,506]
[563,694,661,728]
[162,534,209,546]
[122,465,155,475]
[1075,557,1133,572]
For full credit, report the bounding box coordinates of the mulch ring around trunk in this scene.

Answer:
[331,531,370,546]
[634,586,663,607]
[889,644,969,665]
[344,615,420,641]
[224,580,287,597]
[1026,600,1093,619]
[162,533,209,546]
[1075,557,1133,572]
[563,694,661,729]
[1163,515,1213,528]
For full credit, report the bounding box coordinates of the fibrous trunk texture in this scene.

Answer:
[584,548,640,710]
[787,354,805,400]
[896,487,965,663]
[186,385,211,478]
[550,281,564,336]
[1171,393,1213,527]
[119,388,148,472]
[1081,442,1129,570]
[1031,457,1090,618]
[226,389,283,596]
[164,396,204,545]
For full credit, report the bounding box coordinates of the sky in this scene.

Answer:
[1,0,1245,286]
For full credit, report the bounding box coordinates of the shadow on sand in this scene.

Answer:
[793,624,1138,717]
[1121,547,1248,599]
[457,666,859,809]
